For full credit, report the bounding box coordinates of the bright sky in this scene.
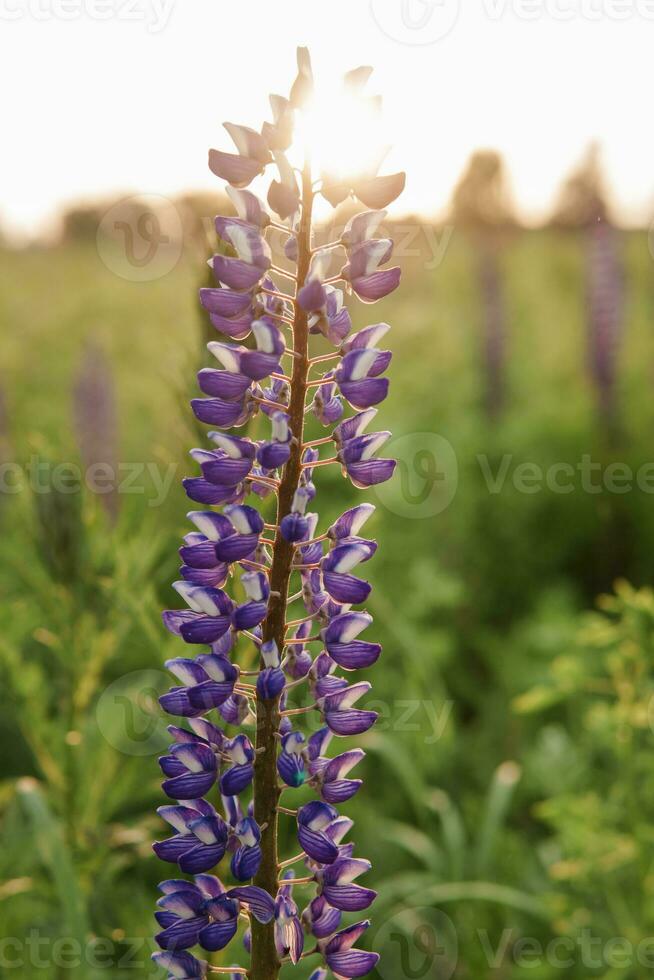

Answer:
[2,0,653,237]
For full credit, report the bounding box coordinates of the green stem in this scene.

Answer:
[250,157,314,980]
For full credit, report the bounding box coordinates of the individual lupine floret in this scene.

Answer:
[159,655,238,716]
[297,801,343,865]
[277,730,308,787]
[257,410,292,470]
[163,584,234,645]
[338,429,395,489]
[310,746,365,805]
[335,348,391,412]
[311,372,344,425]
[158,740,219,800]
[273,874,304,964]
[220,734,255,795]
[209,122,272,188]
[317,681,378,736]
[319,920,379,979]
[280,486,313,543]
[302,895,342,941]
[256,640,286,700]
[341,210,387,249]
[341,238,400,303]
[153,799,226,870]
[309,286,352,345]
[214,504,264,562]
[315,858,376,913]
[233,570,269,630]
[321,539,377,604]
[231,815,262,880]
[322,611,381,670]
[151,951,208,979]
[327,502,376,541]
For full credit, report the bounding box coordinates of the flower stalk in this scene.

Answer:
[151,47,404,980]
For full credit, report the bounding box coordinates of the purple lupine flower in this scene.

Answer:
[274,874,305,964]
[320,921,379,978]
[153,48,401,980]
[151,951,208,979]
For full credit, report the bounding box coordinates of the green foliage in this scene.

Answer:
[2,230,654,977]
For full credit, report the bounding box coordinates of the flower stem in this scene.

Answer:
[250,153,314,980]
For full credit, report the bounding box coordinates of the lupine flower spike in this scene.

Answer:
[153,48,403,980]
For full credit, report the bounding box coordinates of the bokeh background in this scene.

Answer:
[3,3,654,978]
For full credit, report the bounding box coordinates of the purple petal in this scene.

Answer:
[353,171,406,209]
[179,615,232,645]
[327,640,381,671]
[346,458,396,488]
[200,287,252,318]
[323,572,371,605]
[227,885,275,923]
[321,779,363,804]
[326,950,380,978]
[268,179,300,220]
[162,771,217,801]
[155,917,206,952]
[209,312,253,341]
[208,149,263,188]
[159,688,202,718]
[338,378,389,410]
[231,843,262,881]
[321,884,376,913]
[298,826,338,865]
[197,369,252,402]
[277,752,307,788]
[199,455,252,486]
[298,278,328,313]
[325,709,378,736]
[214,533,259,562]
[198,918,239,952]
[220,763,254,796]
[153,834,196,863]
[178,841,227,875]
[239,350,281,382]
[350,267,401,303]
[212,255,266,291]
[191,398,248,427]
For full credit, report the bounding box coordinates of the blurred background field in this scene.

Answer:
[3,150,654,979]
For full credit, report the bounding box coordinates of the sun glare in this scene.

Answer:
[294,89,386,185]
